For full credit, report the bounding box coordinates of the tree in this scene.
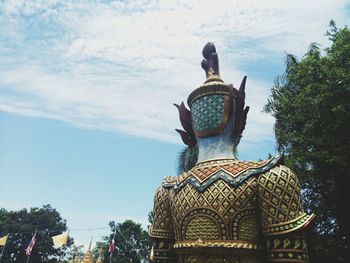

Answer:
[264,21,350,263]
[64,244,84,262]
[148,211,154,225]
[93,220,151,263]
[0,204,70,262]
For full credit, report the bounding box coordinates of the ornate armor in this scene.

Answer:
[149,43,314,263]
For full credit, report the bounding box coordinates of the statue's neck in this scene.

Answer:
[196,120,236,163]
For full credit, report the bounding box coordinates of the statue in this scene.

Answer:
[149,43,315,263]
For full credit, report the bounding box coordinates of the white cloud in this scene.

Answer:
[0,0,348,145]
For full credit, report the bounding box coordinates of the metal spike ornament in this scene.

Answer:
[233,76,250,146]
[174,102,196,148]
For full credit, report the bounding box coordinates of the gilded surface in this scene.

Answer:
[173,240,261,249]
[170,156,281,193]
[150,159,314,263]
[149,186,174,239]
[239,217,261,243]
[185,255,200,263]
[265,233,309,262]
[181,255,242,263]
[188,159,268,182]
[185,216,220,240]
[171,178,259,241]
[257,165,315,234]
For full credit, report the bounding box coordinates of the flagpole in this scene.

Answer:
[0,235,9,263]
[58,230,69,263]
[110,228,117,263]
[26,251,32,263]
[0,243,6,263]
[60,230,70,263]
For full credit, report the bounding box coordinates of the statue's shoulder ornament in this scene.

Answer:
[170,154,283,192]
[257,164,315,236]
[162,175,178,188]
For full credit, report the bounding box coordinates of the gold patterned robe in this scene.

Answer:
[149,156,314,263]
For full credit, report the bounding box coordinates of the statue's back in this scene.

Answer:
[149,43,314,263]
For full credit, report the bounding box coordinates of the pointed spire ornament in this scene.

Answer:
[81,238,93,263]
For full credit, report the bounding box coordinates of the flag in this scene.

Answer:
[108,229,116,256]
[108,238,115,254]
[0,235,8,246]
[51,232,69,248]
[25,231,37,256]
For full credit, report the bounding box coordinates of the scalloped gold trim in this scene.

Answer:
[187,84,231,107]
[149,226,175,239]
[262,213,315,236]
[173,239,261,250]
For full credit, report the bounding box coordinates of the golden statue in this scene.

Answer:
[149,43,315,263]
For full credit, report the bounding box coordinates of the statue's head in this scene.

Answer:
[175,42,249,149]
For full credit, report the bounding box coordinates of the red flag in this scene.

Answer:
[25,231,37,256]
[109,229,116,256]
[108,239,115,253]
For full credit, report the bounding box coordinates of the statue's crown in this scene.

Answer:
[175,42,249,147]
[187,42,231,107]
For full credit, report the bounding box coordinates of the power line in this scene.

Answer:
[1,226,110,236]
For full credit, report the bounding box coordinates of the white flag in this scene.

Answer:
[52,232,69,248]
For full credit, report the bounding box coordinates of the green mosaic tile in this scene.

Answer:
[191,94,225,132]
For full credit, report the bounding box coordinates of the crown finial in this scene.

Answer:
[201,42,220,79]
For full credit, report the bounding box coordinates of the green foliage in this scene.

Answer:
[64,245,84,262]
[0,204,70,262]
[93,220,150,263]
[177,145,198,174]
[148,211,154,225]
[264,21,350,262]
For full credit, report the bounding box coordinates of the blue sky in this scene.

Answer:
[0,0,349,248]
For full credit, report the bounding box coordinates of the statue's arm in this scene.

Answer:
[257,165,315,263]
[149,186,175,263]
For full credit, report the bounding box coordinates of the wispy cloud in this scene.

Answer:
[0,0,348,145]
